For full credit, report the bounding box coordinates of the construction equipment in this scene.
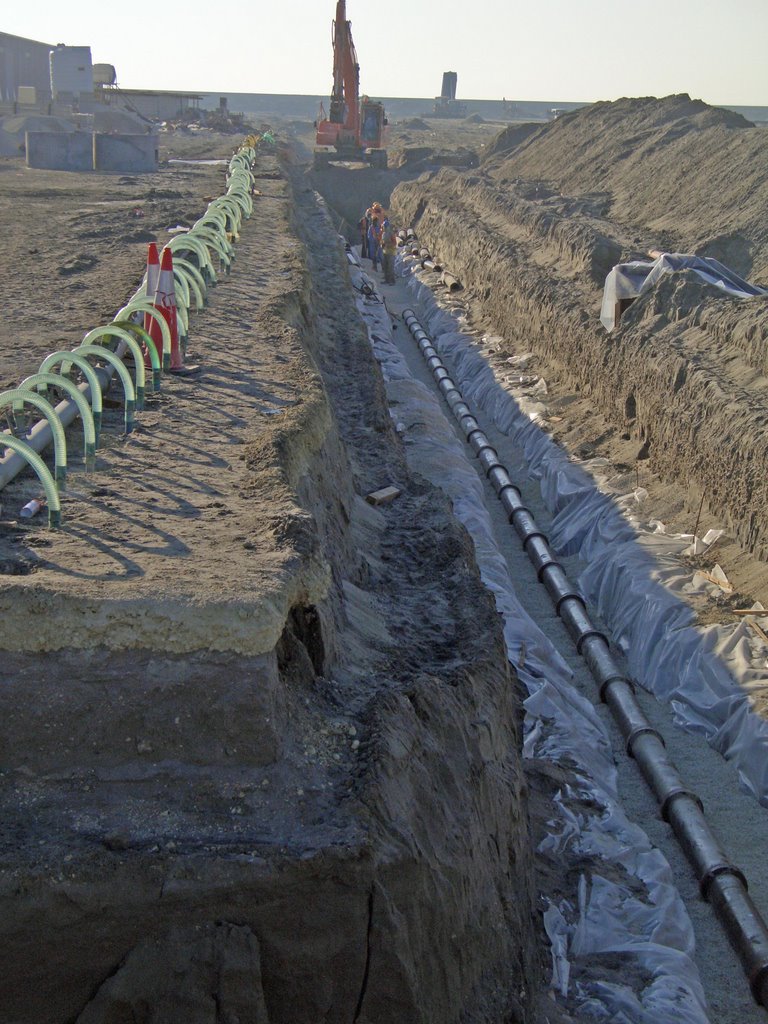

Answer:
[314,0,387,169]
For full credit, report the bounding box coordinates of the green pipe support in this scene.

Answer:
[202,206,228,233]
[0,434,62,527]
[197,209,230,238]
[111,320,162,393]
[173,258,206,309]
[171,279,190,348]
[39,351,104,445]
[172,266,191,310]
[0,388,68,487]
[195,219,234,260]
[168,234,217,286]
[73,345,136,434]
[209,202,241,239]
[210,196,240,229]
[212,193,243,223]
[20,373,97,471]
[191,226,231,271]
[114,300,172,372]
[189,225,230,264]
[82,325,147,411]
[230,191,253,218]
[228,162,253,182]
[225,179,250,197]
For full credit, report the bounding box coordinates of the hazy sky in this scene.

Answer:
[6,0,768,105]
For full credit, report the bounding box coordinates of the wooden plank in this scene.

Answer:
[366,485,402,507]
[748,620,768,645]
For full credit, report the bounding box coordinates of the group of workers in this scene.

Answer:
[359,201,398,285]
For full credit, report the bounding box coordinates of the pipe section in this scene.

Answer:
[400,306,768,1008]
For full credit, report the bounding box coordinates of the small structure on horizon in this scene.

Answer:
[433,72,467,118]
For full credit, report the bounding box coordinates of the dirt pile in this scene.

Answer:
[0,141,540,1021]
[391,95,768,560]
[482,93,768,278]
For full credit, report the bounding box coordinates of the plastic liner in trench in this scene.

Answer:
[401,262,768,809]
[344,246,709,1022]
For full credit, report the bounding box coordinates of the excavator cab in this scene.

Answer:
[360,99,385,147]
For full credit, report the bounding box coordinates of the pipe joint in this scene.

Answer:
[626,725,666,757]
[700,862,749,901]
[599,674,635,702]
[660,787,704,822]
[575,627,610,655]
[488,466,513,493]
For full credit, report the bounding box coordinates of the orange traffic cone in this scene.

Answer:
[143,243,160,370]
[151,247,198,374]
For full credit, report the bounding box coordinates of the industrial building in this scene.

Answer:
[1,30,202,121]
[96,87,203,121]
[0,31,54,104]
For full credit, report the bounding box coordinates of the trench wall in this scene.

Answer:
[0,154,539,1023]
[393,170,768,558]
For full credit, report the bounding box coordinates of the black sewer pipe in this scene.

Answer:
[400,306,768,1009]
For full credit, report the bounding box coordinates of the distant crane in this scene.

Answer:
[314,0,387,169]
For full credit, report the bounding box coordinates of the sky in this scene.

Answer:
[5,0,768,106]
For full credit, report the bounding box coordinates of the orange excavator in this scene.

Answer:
[314,0,388,169]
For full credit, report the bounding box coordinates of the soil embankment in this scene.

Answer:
[0,139,540,1020]
[391,95,768,569]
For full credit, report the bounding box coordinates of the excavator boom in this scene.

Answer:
[315,0,387,168]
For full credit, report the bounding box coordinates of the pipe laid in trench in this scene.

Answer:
[400,306,768,1009]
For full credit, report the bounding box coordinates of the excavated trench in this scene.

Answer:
[0,145,541,1023]
[5,98,768,1022]
[389,114,768,564]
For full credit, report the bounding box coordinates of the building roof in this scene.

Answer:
[0,30,55,48]
[109,88,205,100]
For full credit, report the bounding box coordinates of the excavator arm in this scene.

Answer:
[328,0,359,132]
[315,0,387,167]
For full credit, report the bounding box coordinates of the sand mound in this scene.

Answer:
[93,109,150,134]
[392,93,768,559]
[483,94,768,277]
[401,117,429,130]
[0,115,77,156]
[482,121,541,162]
[464,113,485,124]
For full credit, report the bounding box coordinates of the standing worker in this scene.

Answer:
[368,215,383,272]
[381,218,397,285]
[358,210,370,259]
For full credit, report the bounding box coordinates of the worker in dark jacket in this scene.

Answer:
[368,216,382,271]
[359,211,369,259]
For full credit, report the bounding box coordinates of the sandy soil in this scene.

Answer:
[3,96,768,1022]
[0,131,542,1023]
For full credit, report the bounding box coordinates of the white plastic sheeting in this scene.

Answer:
[402,262,768,809]
[600,253,767,331]
[349,255,709,1023]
